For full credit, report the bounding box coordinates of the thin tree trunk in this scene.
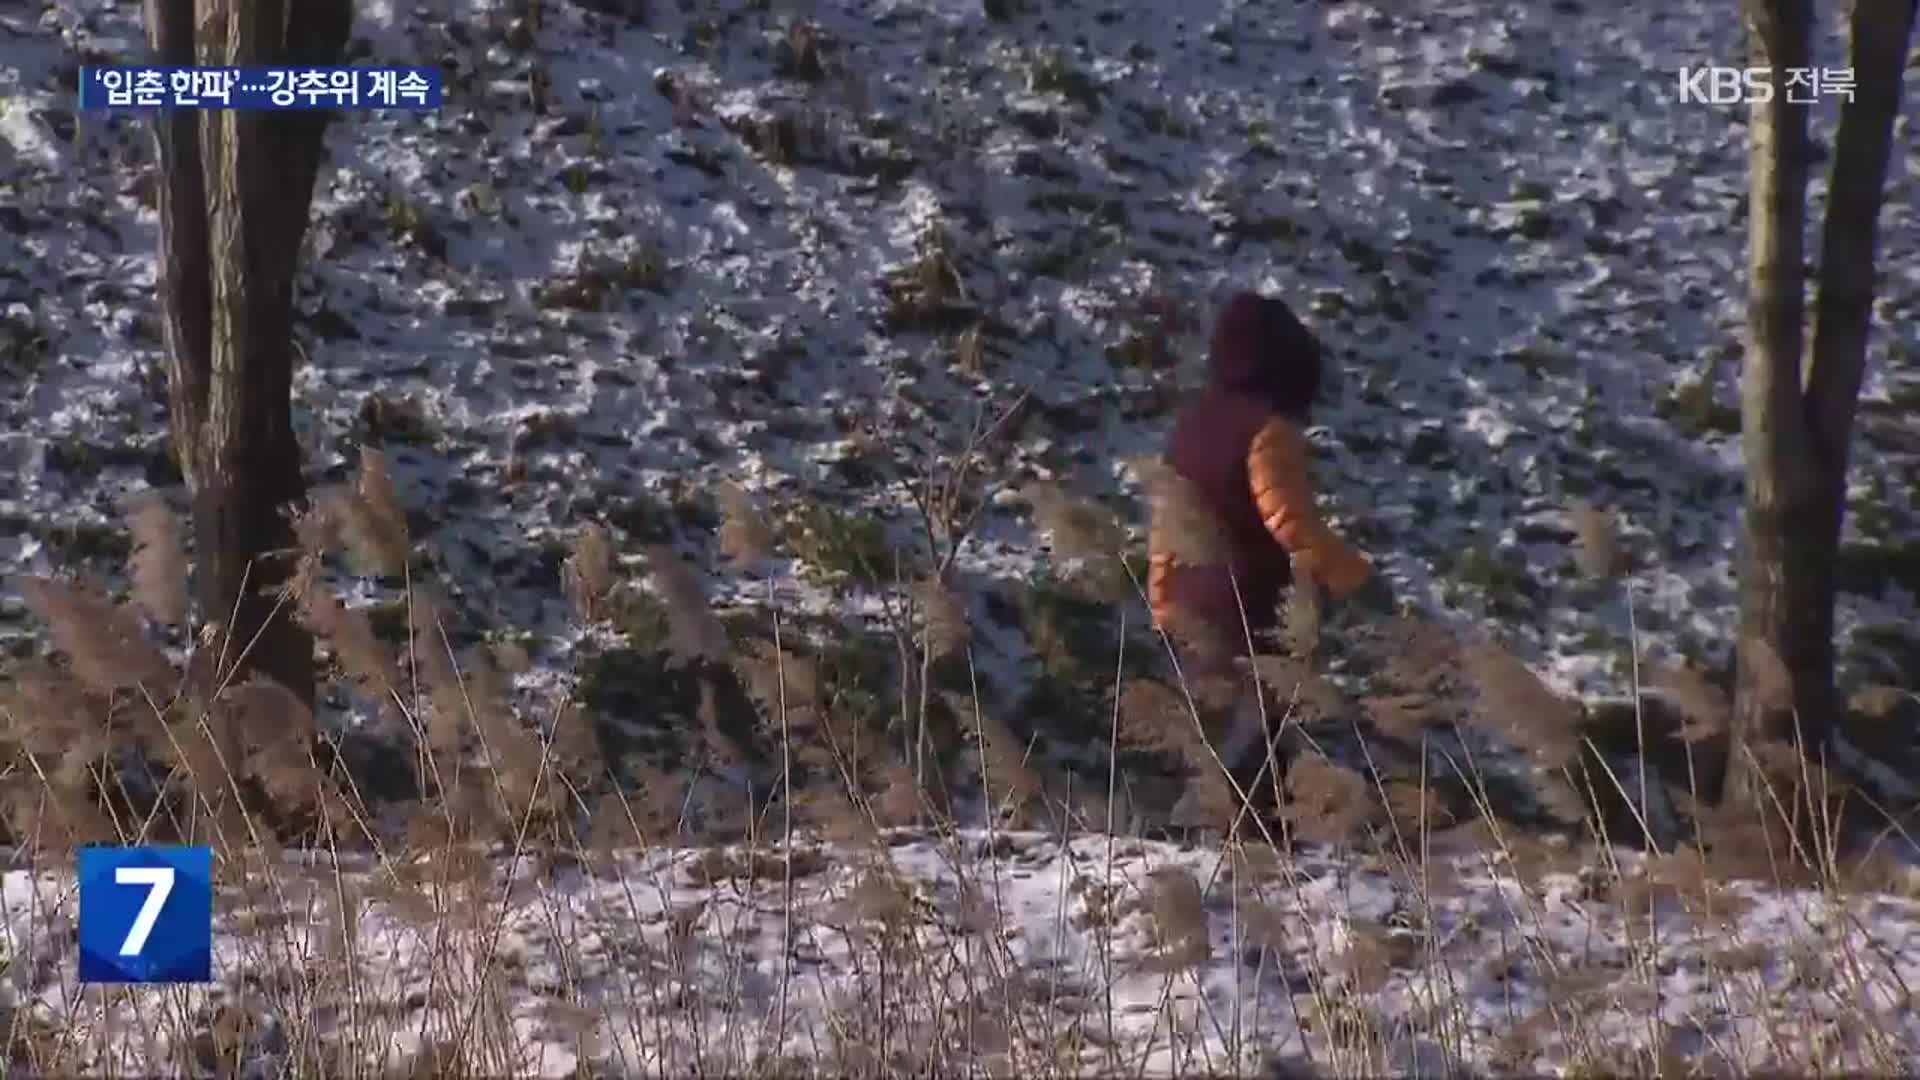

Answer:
[1807,0,1916,466]
[1733,0,1820,806]
[144,0,211,490]
[145,0,352,707]
[1732,0,1917,810]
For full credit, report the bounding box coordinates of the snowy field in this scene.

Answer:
[6,830,1920,1075]
[2,0,1915,699]
[2,0,1920,1074]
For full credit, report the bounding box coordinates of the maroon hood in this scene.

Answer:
[1206,291,1323,418]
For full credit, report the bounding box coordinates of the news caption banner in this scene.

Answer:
[77,66,442,111]
[77,845,213,985]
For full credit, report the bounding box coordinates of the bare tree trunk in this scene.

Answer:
[1806,0,1916,480]
[1736,0,1817,771]
[144,0,352,708]
[1732,0,1916,810]
[146,0,211,481]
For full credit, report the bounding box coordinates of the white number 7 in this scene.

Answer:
[115,866,175,957]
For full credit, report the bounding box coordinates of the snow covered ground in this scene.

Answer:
[3,0,1920,1073]
[5,830,1920,1076]
[2,0,1915,700]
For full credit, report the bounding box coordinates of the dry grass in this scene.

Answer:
[1139,866,1211,972]
[1138,457,1226,569]
[1281,568,1323,662]
[1569,497,1625,580]
[124,491,189,627]
[714,480,778,570]
[644,543,731,666]
[914,577,971,661]
[1739,635,1795,715]
[1644,659,1731,744]
[325,448,412,578]
[9,575,177,698]
[561,523,616,624]
[1020,480,1131,600]
[1279,757,1378,846]
[1457,634,1584,769]
[0,453,1911,1079]
[295,585,405,724]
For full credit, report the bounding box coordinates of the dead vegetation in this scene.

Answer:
[0,433,1913,1077]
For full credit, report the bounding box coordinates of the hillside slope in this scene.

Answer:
[1,0,1917,730]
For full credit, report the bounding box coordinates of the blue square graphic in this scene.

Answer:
[77,846,213,985]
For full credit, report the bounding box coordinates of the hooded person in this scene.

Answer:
[1147,290,1377,821]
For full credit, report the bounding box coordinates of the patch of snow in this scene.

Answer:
[2,834,1917,1074]
[1,0,1919,1065]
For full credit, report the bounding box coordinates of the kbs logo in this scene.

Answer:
[1678,67,1775,104]
[1677,66,1856,105]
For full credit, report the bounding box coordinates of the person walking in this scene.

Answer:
[1147,289,1382,825]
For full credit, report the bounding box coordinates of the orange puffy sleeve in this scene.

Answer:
[1246,417,1371,598]
[1147,551,1175,629]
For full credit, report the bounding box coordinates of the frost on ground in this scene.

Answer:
[1,0,1915,707]
[2,0,1920,1075]
[4,832,1920,1076]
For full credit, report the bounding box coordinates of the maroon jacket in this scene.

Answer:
[1149,293,1370,653]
